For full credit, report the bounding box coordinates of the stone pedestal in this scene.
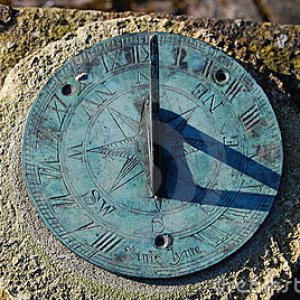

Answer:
[0,5,300,300]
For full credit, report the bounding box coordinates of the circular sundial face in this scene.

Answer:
[22,32,283,278]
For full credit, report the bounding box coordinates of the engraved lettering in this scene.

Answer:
[171,246,202,265]
[192,82,208,99]
[124,246,162,264]
[151,216,165,234]
[202,93,223,113]
[84,189,116,216]
[99,199,116,216]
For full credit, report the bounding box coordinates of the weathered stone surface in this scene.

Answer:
[0,6,300,300]
[0,289,10,300]
[0,6,149,88]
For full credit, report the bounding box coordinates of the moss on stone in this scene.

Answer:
[247,24,300,78]
[0,7,145,88]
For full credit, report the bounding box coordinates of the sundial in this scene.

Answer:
[22,32,283,279]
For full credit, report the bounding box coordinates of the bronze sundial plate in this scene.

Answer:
[22,33,283,278]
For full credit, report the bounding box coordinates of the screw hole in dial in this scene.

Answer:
[62,84,75,96]
[214,69,230,84]
[154,234,173,249]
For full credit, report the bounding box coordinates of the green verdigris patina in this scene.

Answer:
[22,32,283,279]
[1,5,300,300]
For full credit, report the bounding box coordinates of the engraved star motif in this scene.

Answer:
[88,105,206,193]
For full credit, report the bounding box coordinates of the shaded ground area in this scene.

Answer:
[0,0,299,24]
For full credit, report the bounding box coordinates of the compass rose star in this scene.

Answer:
[88,105,209,194]
[88,107,142,192]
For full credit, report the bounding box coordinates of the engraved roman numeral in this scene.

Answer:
[202,58,213,78]
[48,194,75,208]
[67,143,84,161]
[60,219,99,236]
[47,73,63,90]
[225,80,245,102]
[191,225,228,247]
[240,105,261,132]
[137,44,150,63]
[174,47,187,68]
[241,178,264,191]
[101,49,126,73]
[48,95,68,125]
[133,45,149,63]
[36,126,60,150]
[131,45,140,64]
[124,45,150,65]
[90,231,122,254]
[221,209,248,225]
[202,93,223,113]
[37,160,62,181]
